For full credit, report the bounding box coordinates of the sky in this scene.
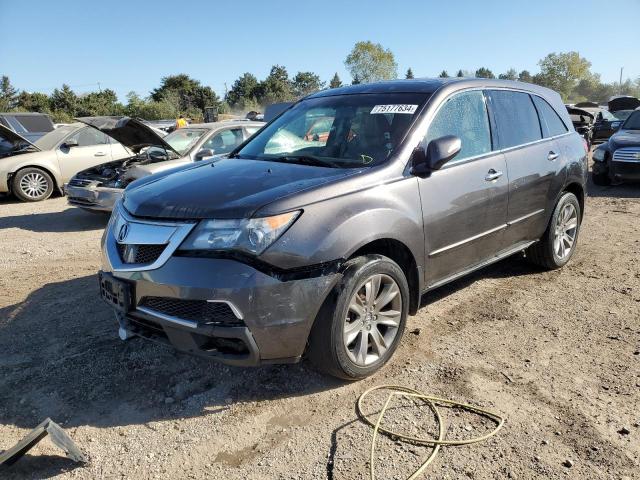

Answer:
[1,0,639,101]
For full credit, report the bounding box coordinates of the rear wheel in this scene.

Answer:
[307,255,409,380]
[527,192,581,270]
[12,167,54,202]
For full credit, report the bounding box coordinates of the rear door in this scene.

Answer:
[487,90,564,246]
[419,90,509,286]
[56,127,113,181]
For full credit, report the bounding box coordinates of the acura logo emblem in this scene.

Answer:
[118,223,130,242]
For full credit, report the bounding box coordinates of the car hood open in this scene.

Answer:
[0,124,40,155]
[608,96,640,113]
[123,158,360,219]
[566,106,594,120]
[76,116,180,155]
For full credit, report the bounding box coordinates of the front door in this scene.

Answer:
[418,90,509,286]
[56,127,113,181]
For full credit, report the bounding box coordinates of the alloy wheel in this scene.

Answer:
[19,172,48,199]
[343,273,402,366]
[553,203,578,259]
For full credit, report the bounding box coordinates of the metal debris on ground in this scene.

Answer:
[357,385,504,479]
[0,418,87,469]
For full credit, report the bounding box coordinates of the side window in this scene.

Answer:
[489,90,542,148]
[532,96,568,137]
[425,90,491,161]
[66,127,108,147]
[245,126,261,136]
[202,128,244,154]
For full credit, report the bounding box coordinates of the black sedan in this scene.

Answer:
[592,110,640,185]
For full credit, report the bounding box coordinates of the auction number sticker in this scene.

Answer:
[370,104,418,114]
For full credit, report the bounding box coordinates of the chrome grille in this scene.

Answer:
[613,147,640,163]
[138,297,242,326]
[116,243,167,264]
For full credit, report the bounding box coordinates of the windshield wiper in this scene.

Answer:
[271,155,340,168]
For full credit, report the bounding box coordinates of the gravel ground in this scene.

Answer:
[0,173,639,479]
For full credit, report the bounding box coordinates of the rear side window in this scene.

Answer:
[532,96,568,137]
[489,90,542,148]
[425,90,492,161]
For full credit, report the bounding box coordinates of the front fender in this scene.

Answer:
[259,177,425,272]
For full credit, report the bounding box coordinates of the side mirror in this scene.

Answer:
[63,138,79,149]
[195,148,214,160]
[410,135,461,177]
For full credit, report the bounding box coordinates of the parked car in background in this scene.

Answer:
[0,124,37,159]
[66,118,264,212]
[566,106,594,148]
[0,112,54,142]
[592,109,635,144]
[0,122,130,202]
[143,120,175,134]
[592,110,640,185]
[99,78,587,379]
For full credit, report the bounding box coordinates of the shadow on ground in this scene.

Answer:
[0,275,343,432]
[1,454,82,480]
[0,207,108,233]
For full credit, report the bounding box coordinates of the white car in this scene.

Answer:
[0,122,130,202]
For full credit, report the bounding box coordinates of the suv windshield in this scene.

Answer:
[613,110,634,121]
[621,111,640,130]
[237,93,429,168]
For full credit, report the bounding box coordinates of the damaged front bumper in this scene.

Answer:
[100,208,341,366]
[65,180,123,212]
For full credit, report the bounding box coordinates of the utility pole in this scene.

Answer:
[97,82,102,93]
[619,67,623,94]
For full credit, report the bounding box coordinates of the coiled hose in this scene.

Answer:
[356,385,505,479]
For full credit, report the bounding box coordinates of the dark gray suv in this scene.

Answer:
[99,78,587,380]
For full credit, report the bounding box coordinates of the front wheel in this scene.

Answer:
[526,192,581,270]
[307,255,409,380]
[12,167,54,202]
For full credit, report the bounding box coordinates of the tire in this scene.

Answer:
[526,192,581,270]
[591,169,611,186]
[307,254,409,380]
[12,167,54,202]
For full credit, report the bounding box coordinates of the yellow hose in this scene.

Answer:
[356,385,505,479]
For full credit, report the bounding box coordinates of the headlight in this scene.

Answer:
[592,148,606,162]
[610,121,621,129]
[180,211,301,255]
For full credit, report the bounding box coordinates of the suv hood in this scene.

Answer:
[0,124,40,156]
[608,96,640,112]
[610,130,640,149]
[76,116,180,155]
[123,158,360,219]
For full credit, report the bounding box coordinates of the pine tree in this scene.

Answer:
[456,70,464,78]
[329,73,343,89]
[439,70,449,78]
[405,68,414,79]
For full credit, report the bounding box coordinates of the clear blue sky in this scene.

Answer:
[1,0,639,101]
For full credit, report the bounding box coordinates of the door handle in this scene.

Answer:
[547,151,559,161]
[94,152,107,157]
[485,169,503,181]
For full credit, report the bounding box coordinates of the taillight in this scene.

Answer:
[582,138,589,153]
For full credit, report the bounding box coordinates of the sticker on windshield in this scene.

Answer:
[370,104,418,114]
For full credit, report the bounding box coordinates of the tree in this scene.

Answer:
[77,89,123,116]
[535,51,592,99]
[405,68,414,79]
[259,65,293,104]
[456,70,464,78]
[439,70,449,78]
[150,74,219,115]
[0,75,19,110]
[292,71,325,98]
[329,73,343,89]
[518,70,533,83]
[17,91,51,112]
[50,84,78,116]
[344,41,397,83]
[352,75,361,85]
[226,73,260,108]
[475,67,496,79]
[498,68,518,80]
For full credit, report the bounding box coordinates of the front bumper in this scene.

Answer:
[101,210,341,366]
[610,160,640,182]
[66,183,122,212]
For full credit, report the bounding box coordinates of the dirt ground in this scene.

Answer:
[0,173,639,479]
